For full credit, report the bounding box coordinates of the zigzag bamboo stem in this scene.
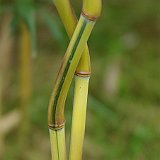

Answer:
[48,0,102,159]
[48,15,95,130]
[52,1,91,159]
[52,0,91,157]
[53,0,91,74]
[48,15,95,160]
[52,0,91,160]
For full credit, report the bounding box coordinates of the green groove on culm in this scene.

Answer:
[56,132,60,159]
[51,17,88,126]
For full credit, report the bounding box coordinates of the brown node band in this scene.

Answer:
[48,121,65,130]
[75,71,91,77]
[82,11,98,21]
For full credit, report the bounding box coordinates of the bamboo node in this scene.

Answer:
[48,121,65,130]
[82,11,97,21]
[75,71,91,77]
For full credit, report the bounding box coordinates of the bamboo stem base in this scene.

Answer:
[49,128,67,160]
[69,76,89,160]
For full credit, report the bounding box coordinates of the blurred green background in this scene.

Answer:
[0,0,160,159]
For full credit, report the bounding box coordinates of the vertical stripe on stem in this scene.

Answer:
[69,76,90,160]
[49,128,67,160]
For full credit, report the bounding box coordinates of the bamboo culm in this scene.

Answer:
[48,0,102,159]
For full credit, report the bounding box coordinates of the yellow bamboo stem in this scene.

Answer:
[18,22,32,145]
[48,15,95,129]
[48,15,95,160]
[48,1,102,159]
[49,128,67,160]
[19,23,31,106]
[50,1,92,159]
[69,76,89,160]
[53,0,91,74]
[82,0,102,20]
[53,1,92,159]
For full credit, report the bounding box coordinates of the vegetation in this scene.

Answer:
[0,0,160,160]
